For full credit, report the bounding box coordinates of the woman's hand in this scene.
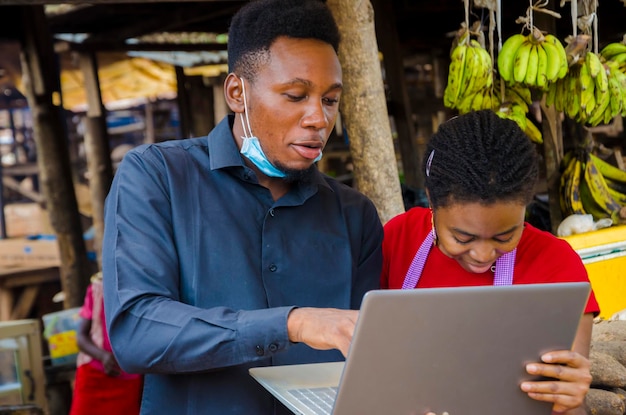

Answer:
[520,350,591,414]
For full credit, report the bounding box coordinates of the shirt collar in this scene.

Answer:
[207,114,332,193]
[207,115,244,170]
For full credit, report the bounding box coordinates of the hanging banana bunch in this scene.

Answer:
[559,149,626,224]
[497,26,568,91]
[545,39,620,127]
[600,40,626,73]
[443,27,494,111]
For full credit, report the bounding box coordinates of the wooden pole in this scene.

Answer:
[78,51,114,268]
[19,5,93,308]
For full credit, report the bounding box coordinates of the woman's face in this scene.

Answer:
[433,201,527,274]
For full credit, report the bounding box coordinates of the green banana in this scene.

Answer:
[524,44,539,87]
[607,69,623,117]
[600,42,626,60]
[544,34,569,79]
[513,40,532,84]
[535,43,549,90]
[497,34,527,83]
[541,40,563,82]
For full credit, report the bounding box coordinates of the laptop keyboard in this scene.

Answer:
[287,386,338,415]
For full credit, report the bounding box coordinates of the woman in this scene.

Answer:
[70,272,143,415]
[382,110,599,415]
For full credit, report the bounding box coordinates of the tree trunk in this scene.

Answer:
[327,0,405,224]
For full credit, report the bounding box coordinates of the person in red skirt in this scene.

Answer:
[69,272,143,415]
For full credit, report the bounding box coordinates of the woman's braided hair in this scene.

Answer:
[424,110,539,209]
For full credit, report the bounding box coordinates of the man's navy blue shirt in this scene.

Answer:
[102,115,383,414]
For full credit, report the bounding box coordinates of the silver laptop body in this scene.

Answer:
[250,282,591,415]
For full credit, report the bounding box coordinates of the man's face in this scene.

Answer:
[243,36,343,173]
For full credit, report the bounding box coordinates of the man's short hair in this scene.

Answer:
[227,0,340,80]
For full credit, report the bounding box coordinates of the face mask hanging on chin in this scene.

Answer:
[238,77,287,178]
[238,77,323,178]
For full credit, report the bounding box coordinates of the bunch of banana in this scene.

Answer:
[456,85,499,114]
[497,27,568,91]
[589,153,626,206]
[545,51,616,126]
[559,151,585,216]
[560,149,626,223]
[495,102,543,144]
[444,30,494,110]
[600,41,626,73]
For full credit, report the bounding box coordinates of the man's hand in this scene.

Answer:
[287,307,359,357]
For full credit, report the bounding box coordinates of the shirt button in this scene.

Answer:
[268,343,278,352]
[269,208,275,217]
[269,264,277,272]
[255,345,264,356]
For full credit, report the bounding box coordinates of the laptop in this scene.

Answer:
[249,282,591,415]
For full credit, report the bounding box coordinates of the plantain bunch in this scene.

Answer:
[560,149,626,224]
[443,30,494,111]
[497,27,568,91]
[600,41,626,74]
[544,50,622,126]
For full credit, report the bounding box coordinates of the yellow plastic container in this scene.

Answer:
[561,225,626,319]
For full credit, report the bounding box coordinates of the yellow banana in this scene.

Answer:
[585,51,602,78]
[497,34,527,83]
[513,40,532,84]
[570,156,586,214]
[463,44,485,97]
[581,151,623,223]
[524,116,543,144]
[590,153,626,183]
[473,42,494,90]
[587,84,611,126]
[544,34,569,79]
[579,61,596,120]
[444,40,468,109]
[560,152,579,215]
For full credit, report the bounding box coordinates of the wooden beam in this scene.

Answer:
[54,40,228,53]
[10,285,39,320]
[1,0,225,4]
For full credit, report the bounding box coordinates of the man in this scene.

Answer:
[101,0,383,413]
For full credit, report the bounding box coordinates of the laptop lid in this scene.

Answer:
[250,282,590,415]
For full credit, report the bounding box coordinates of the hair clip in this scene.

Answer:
[425,150,435,177]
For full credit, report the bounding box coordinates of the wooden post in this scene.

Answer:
[327,0,405,224]
[535,2,565,234]
[78,51,114,268]
[175,66,192,139]
[18,5,92,308]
